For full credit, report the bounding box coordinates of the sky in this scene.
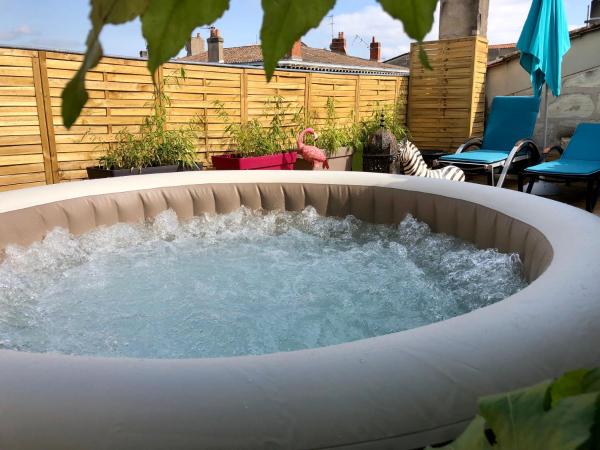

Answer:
[0,0,591,61]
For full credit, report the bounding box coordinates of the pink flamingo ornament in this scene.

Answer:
[296,128,329,170]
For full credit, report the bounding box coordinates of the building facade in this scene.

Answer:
[486,23,600,147]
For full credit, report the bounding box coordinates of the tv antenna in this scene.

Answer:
[352,34,370,48]
[327,15,335,38]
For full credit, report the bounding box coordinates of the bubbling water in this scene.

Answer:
[0,207,527,358]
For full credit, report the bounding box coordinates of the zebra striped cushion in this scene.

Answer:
[399,140,465,182]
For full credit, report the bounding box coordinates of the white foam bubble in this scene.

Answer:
[0,207,527,358]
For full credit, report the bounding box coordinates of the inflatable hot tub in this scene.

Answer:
[0,171,599,450]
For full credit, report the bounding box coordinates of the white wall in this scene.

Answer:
[486,27,600,147]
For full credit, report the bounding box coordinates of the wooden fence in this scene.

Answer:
[0,47,408,191]
[407,36,488,151]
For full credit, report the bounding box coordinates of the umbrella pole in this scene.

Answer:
[532,84,560,197]
[543,84,549,149]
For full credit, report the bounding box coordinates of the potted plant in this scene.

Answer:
[294,98,357,171]
[353,100,409,171]
[87,72,204,179]
[212,96,298,170]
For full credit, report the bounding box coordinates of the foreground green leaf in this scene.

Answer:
[431,369,600,450]
[377,0,437,42]
[142,0,230,74]
[551,369,600,406]
[429,416,492,450]
[260,0,336,80]
[64,0,440,126]
[418,45,432,70]
[550,368,600,449]
[62,0,149,128]
[479,380,597,450]
[379,0,437,71]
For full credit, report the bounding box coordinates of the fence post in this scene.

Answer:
[354,76,361,123]
[304,72,312,124]
[241,68,248,124]
[33,51,59,183]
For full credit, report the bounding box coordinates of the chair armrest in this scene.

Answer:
[456,137,483,154]
[514,138,542,163]
[496,139,541,188]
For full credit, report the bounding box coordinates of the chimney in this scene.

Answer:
[439,0,489,39]
[207,27,224,63]
[185,32,205,57]
[330,32,346,55]
[286,40,302,61]
[370,37,381,62]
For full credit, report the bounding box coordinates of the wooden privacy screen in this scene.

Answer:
[0,46,408,191]
[408,36,488,152]
[0,49,54,191]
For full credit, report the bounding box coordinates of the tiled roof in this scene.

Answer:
[488,43,516,49]
[178,43,405,70]
[183,44,264,64]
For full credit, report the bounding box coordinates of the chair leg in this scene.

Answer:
[586,179,594,212]
[587,178,600,212]
[526,176,537,194]
[487,167,495,186]
[517,173,524,192]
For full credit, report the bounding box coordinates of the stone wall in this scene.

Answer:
[486,25,600,147]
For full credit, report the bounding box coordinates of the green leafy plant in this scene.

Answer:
[215,96,298,157]
[61,0,438,128]
[356,99,409,146]
[309,97,356,157]
[99,71,203,170]
[432,368,600,450]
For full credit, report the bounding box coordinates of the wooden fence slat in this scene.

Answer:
[37,51,59,182]
[32,52,54,184]
[0,46,409,183]
[407,36,487,151]
[241,69,248,124]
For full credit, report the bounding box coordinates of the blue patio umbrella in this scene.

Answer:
[516,0,571,147]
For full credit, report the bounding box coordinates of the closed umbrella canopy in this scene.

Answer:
[517,0,571,97]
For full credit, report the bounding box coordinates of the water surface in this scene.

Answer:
[0,207,527,358]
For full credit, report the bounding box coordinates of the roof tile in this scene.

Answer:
[179,43,404,70]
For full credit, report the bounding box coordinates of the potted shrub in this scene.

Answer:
[212,96,297,170]
[353,100,409,171]
[294,98,356,171]
[87,73,204,179]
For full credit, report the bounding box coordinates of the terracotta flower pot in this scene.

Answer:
[294,147,354,171]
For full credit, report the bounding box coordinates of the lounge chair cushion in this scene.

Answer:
[525,159,600,176]
[482,96,541,152]
[525,123,600,176]
[560,123,600,161]
[439,150,510,165]
[440,97,541,167]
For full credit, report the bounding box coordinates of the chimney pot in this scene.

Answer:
[370,36,381,62]
[330,31,347,55]
[207,27,224,63]
[186,32,205,57]
[286,40,302,61]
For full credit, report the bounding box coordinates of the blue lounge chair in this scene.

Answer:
[437,96,542,187]
[519,123,600,212]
